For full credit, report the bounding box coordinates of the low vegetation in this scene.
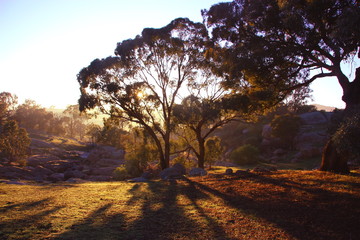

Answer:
[1,169,359,240]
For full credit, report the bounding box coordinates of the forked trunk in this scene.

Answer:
[319,67,360,173]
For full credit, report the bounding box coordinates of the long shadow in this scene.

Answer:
[121,179,235,240]
[0,198,53,213]
[54,203,126,240]
[188,174,360,240]
[0,199,64,240]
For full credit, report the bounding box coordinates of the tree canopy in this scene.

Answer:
[78,18,213,169]
[203,0,360,108]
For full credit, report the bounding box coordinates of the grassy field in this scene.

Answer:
[1,169,360,240]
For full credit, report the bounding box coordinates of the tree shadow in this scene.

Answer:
[0,197,64,239]
[188,173,360,240]
[54,203,126,240]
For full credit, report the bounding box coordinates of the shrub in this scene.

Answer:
[0,120,31,164]
[113,166,130,180]
[270,113,301,148]
[205,136,223,168]
[124,143,158,177]
[230,144,259,165]
[332,113,360,161]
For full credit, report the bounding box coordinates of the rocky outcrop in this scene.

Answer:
[160,163,186,180]
[0,144,126,183]
[188,168,207,177]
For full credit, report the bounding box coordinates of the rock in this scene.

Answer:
[30,139,55,149]
[273,148,286,156]
[87,175,112,181]
[141,171,152,179]
[27,155,61,167]
[0,166,35,180]
[297,147,322,159]
[160,164,186,180]
[49,173,64,182]
[91,167,116,176]
[251,167,270,173]
[127,177,149,182]
[299,111,329,125]
[32,166,54,177]
[295,132,327,150]
[97,158,124,167]
[172,163,186,175]
[6,181,27,185]
[189,168,208,177]
[262,124,272,139]
[225,168,233,175]
[45,160,76,173]
[66,178,88,183]
[64,170,86,180]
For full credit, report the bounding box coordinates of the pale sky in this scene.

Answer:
[0,0,358,109]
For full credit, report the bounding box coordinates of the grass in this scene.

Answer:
[1,169,360,240]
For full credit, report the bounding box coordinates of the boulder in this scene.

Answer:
[87,175,112,181]
[127,177,149,182]
[66,178,88,183]
[45,160,74,173]
[299,112,329,125]
[27,155,61,167]
[97,158,124,167]
[48,173,64,182]
[262,124,272,139]
[91,167,116,176]
[160,163,186,180]
[188,168,207,177]
[295,132,327,150]
[31,166,54,177]
[64,170,86,180]
[0,166,35,180]
[225,168,233,175]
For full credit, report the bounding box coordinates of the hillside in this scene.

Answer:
[1,169,359,239]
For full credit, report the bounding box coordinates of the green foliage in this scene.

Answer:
[271,114,301,148]
[332,113,360,160]
[113,166,130,181]
[124,143,158,177]
[230,144,259,165]
[172,153,195,170]
[205,136,223,167]
[0,120,30,164]
[97,118,126,149]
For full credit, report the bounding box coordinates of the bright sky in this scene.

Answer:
[0,0,358,109]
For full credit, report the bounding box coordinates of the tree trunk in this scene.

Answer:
[198,137,205,169]
[319,67,360,173]
[163,132,171,169]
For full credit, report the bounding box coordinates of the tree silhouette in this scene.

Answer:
[203,0,360,173]
[78,18,210,169]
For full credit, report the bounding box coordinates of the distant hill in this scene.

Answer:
[312,104,340,112]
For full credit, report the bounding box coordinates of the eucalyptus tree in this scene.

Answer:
[173,77,251,168]
[203,0,360,173]
[78,18,209,169]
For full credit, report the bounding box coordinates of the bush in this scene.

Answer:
[0,120,31,164]
[113,166,130,180]
[124,143,158,177]
[270,113,301,148]
[332,113,360,161]
[205,136,223,168]
[230,144,259,165]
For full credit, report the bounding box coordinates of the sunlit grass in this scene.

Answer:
[1,169,359,239]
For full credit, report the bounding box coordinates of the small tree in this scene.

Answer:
[230,144,259,166]
[0,120,30,164]
[270,114,302,149]
[205,136,223,169]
